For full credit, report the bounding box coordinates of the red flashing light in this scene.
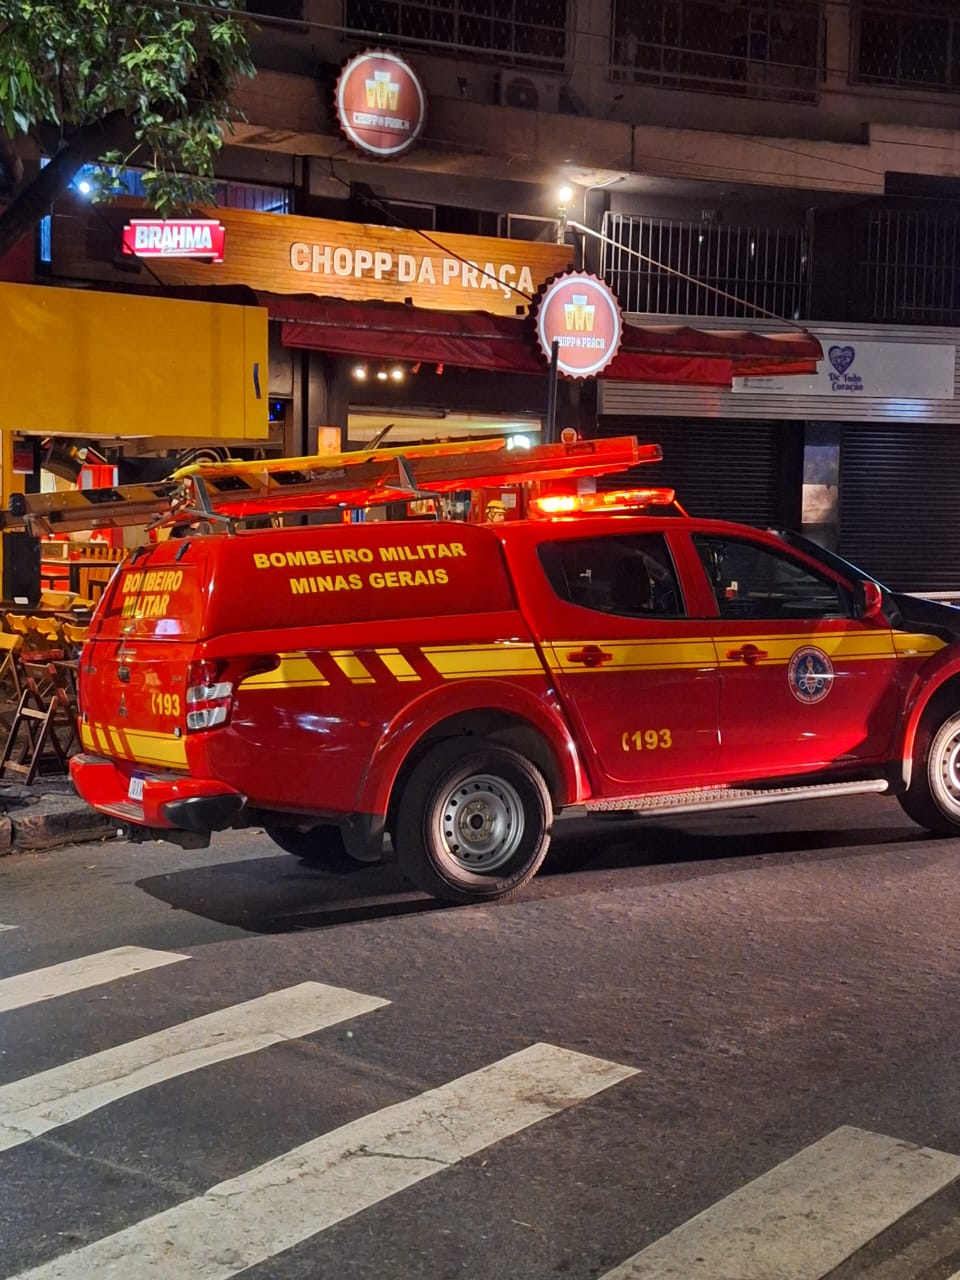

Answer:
[531,487,678,518]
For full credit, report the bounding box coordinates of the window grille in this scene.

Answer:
[344,0,567,70]
[853,0,960,90]
[857,207,960,323]
[600,211,808,319]
[610,0,822,103]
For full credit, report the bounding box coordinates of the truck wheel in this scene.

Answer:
[899,710,960,835]
[393,740,553,904]
[264,824,358,871]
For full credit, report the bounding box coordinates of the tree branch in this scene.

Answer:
[0,110,135,262]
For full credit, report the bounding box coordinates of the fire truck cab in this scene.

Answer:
[15,434,960,905]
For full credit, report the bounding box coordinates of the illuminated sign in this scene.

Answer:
[533,272,623,378]
[335,49,426,158]
[121,219,226,262]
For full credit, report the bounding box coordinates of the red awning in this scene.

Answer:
[263,295,822,384]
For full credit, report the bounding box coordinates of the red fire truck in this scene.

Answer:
[9,434,960,904]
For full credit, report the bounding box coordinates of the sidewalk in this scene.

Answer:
[0,776,116,853]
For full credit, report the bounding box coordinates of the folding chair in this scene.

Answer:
[0,631,22,702]
[0,617,77,785]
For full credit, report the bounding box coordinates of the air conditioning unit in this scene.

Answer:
[498,71,561,113]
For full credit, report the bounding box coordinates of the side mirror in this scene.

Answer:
[857,579,885,622]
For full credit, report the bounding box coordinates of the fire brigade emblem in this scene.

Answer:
[787,646,834,704]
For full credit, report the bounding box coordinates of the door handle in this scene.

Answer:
[726,644,767,666]
[566,645,613,668]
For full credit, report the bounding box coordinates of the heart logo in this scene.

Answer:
[828,344,855,375]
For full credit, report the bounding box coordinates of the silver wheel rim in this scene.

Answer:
[433,772,525,874]
[929,718,960,819]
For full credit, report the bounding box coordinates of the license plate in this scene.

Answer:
[127,775,144,803]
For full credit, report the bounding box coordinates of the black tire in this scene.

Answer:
[393,740,553,904]
[898,709,960,835]
[264,824,358,870]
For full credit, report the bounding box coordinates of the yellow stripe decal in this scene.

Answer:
[118,728,187,768]
[376,648,421,682]
[545,638,715,673]
[330,650,375,685]
[423,644,543,679]
[80,722,96,752]
[239,651,329,691]
[894,633,947,657]
[108,727,125,755]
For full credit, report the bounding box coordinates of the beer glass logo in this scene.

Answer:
[365,70,400,111]
[563,294,596,332]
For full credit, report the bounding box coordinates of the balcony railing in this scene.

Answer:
[857,207,960,323]
[601,211,809,320]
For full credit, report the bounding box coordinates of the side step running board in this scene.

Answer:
[583,778,890,819]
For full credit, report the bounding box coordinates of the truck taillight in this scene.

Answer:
[185,659,234,732]
[184,655,280,732]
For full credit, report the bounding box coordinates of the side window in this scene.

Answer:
[538,533,685,618]
[693,535,852,620]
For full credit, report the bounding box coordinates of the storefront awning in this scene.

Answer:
[264,295,822,385]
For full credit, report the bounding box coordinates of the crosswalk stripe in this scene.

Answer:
[9,1042,637,1280]
[0,945,188,1014]
[599,1125,960,1280]
[0,982,389,1153]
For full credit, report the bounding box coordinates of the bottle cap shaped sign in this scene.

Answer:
[335,50,427,158]
[533,272,624,378]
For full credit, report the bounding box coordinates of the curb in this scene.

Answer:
[0,785,117,854]
[10,799,117,852]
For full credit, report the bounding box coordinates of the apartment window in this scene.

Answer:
[853,0,960,90]
[611,0,822,103]
[345,1,567,70]
[601,211,808,320]
[249,0,304,20]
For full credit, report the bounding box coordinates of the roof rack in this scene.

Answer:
[1,436,659,536]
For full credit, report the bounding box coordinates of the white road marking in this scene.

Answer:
[0,982,388,1153]
[600,1125,960,1280]
[0,924,18,932]
[9,1042,637,1280]
[0,946,188,1014]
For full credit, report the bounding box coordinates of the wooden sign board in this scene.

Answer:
[52,203,573,318]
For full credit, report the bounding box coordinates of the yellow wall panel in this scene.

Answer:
[0,284,269,441]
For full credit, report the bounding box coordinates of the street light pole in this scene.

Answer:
[544,339,560,444]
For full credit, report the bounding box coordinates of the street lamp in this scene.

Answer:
[556,184,574,244]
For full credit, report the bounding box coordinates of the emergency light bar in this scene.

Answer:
[531,487,683,517]
[1,435,660,535]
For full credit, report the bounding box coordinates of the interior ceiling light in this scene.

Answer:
[376,366,389,381]
[352,362,367,380]
[390,366,404,381]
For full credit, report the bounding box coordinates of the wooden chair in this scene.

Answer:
[0,613,78,783]
[0,631,22,701]
[39,590,78,610]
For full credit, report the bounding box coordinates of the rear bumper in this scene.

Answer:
[70,753,246,833]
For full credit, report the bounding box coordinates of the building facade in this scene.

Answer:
[27,0,960,589]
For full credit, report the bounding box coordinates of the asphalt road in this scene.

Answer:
[2,794,960,1280]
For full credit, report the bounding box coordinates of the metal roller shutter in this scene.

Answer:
[839,424,960,594]
[596,417,802,529]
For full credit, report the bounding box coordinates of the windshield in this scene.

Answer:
[768,529,885,588]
